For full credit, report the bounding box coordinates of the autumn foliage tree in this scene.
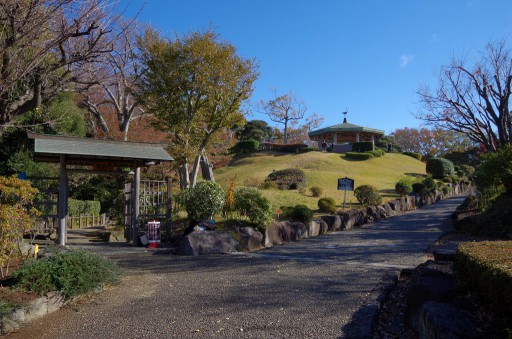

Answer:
[0,176,40,278]
[135,28,258,188]
[417,41,512,151]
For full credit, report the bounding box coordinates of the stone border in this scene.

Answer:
[1,292,67,334]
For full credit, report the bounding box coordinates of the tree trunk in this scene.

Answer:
[179,163,190,189]
[189,155,202,188]
[200,155,215,181]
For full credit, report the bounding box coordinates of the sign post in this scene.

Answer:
[337,177,355,209]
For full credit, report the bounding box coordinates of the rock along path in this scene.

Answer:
[6,196,465,339]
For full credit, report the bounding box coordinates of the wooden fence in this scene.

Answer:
[33,214,107,232]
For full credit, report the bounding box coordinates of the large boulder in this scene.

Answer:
[264,221,285,247]
[178,231,238,256]
[307,220,328,237]
[321,215,342,231]
[338,209,365,230]
[365,205,381,223]
[233,226,264,252]
[418,302,480,339]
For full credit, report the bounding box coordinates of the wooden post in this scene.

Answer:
[57,155,67,246]
[133,167,140,245]
[166,177,172,243]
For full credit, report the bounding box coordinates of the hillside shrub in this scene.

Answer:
[395,178,413,196]
[474,144,512,194]
[182,181,225,221]
[233,187,272,228]
[412,182,426,194]
[354,185,382,206]
[0,176,40,278]
[12,249,120,299]
[265,168,307,190]
[442,176,452,183]
[422,177,437,192]
[309,186,323,197]
[259,181,277,190]
[457,241,512,332]
[460,164,475,177]
[298,147,317,154]
[369,149,385,157]
[345,152,374,160]
[402,151,422,160]
[426,157,455,179]
[442,186,451,195]
[318,197,336,213]
[352,141,374,152]
[230,140,260,155]
[290,204,313,224]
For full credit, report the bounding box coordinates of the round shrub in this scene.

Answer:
[354,185,382,206]
[442,176,452,183]
[426,157,455,179]
[423,177,437,192]
[233,186,273,228]
[290,204,313,224]
[183,181,225,220]
[442,186,452,195]
[230,139,259,155]
[460,164,475,177]
[309,186,323,197]
[402,151,422,160]
[395,181,412,196]
[12,249,119,299]
[318,197,336,213]
[265,168,307,190]
[412,182,426,194]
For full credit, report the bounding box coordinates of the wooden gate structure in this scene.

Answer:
[29,133,174,246]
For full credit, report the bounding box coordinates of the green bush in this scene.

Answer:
[265,168,307,190]
[442,176,452,183]
[460,164,475,177]
[345,152,374,160]
[352,141,374,152]
[422,177,437,192]
[259,181,276,190]
[12,249,119,299]
[68,199,101,216]
[230,140,260,155]
[395,179,412,196]
[412,182,426,194]
[309,186,323,197]
[233,186,273,228]
[182,181,225,221]
[354,185,382,205]
[442,185,451,195]
[290,204,313,224]
[426,157,455,179]
[298,147,318,153]
[402,151,422,160]
[369,149,385,157]
[474,144,512,194]
[318,197,336,213]
[457,241,512,332]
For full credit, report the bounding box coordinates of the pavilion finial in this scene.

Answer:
[342,109,348,123]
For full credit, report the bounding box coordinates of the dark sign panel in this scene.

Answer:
[338,177,354,191]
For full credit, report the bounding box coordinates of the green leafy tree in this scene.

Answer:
[182,181,225,221]
[135,28,259,188]
[235,120,274,142]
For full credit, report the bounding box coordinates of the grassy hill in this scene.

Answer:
[214,151,426,211]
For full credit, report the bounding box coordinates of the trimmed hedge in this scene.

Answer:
[402,151,422,160]
[265,168,307,189]
[354,185,382,205]
[426,157,455,179]
[290,204,313,224]
[259,142,308,153]
[298,147,318,153]
[231,140,260,155]
[369,149,385,157]
[412,182,426,194]
[68,199,101,216]
[345,152,374,160]
[352,141,374,152]
[457,241,512,327]
[318,197,336,213]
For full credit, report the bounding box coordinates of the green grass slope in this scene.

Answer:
[214,151,426,210]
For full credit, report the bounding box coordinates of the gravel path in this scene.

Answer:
[6,196,465,339]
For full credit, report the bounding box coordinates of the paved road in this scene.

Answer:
[7,196,465,339]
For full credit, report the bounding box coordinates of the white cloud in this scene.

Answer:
[399,54,414,68]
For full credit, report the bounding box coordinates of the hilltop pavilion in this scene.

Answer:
[308,116,384,152]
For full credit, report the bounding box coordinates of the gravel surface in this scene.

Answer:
[5,196,466,339]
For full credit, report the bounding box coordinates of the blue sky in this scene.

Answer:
[121,0,512,135]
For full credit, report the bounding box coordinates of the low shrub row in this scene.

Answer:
[402,151,422,160]
[352,141,374,152]
[345,152,374,160]
[457,241,512,330]
[265,168,307,190]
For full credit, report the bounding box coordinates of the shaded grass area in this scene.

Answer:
[215,151,426,210]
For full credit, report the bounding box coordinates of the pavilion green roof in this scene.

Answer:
[29,133,173,165]
[308,122,384,137]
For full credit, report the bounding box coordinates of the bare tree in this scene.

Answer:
[0,0,122,129]
[257,91,307,144]
[416,40,512,152]
[76,19,144,141]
